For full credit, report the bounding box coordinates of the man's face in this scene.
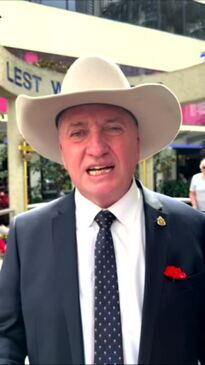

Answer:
[58,104,140,208]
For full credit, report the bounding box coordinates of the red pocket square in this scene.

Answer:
[164,265,187,280]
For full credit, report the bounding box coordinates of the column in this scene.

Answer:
[139,157,154,190]
[7,98,25,215]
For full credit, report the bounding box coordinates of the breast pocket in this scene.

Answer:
[164,270,205,293]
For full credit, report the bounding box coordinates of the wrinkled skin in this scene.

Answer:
[58,104,140,208]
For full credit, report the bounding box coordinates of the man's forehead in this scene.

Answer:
[56,103,138,126]
[61,103,126,116]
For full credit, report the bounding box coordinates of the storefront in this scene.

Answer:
[173,102,205,180]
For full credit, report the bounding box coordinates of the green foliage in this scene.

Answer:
[154,148,176,180]
[0,133,7,188]
[29,155,72,203]
[35,59,68,73]
[158,180,189,198]
[0,132,7,145]
[153,148,189,197]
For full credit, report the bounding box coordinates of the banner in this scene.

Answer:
[182,102,205,126]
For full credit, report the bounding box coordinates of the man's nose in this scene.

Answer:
[86,131,109,157]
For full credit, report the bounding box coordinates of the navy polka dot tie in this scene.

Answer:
[94,210,124,365]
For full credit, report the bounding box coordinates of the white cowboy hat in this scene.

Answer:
[16,55,182,163]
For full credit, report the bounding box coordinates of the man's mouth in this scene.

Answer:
[87,165,114,176]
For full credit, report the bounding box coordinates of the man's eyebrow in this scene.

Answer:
[68,121,87,128]
[104,118,122,123]
[105,115,138,126]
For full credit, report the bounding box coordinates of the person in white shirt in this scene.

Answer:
[189,158,205,212]
[0,56,205,365]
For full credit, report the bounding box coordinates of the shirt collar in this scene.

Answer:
[109,180,141,227]
[75,189,101,229]
[75,179,141,229]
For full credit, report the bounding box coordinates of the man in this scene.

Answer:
[189,158,205,212]
[0,56,205,365]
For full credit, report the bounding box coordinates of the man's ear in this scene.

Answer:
[137,135,140,162]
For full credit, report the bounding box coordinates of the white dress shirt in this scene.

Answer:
[75,180,145,364]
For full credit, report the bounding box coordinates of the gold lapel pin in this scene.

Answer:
[156,215,166,226]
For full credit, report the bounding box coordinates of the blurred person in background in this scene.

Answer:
[189,158,205,212]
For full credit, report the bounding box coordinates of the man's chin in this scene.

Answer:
[84,188,121,208]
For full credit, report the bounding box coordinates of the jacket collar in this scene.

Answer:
[52,191,85,364]
[137,180,170,364]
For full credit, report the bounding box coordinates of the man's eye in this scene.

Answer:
[104,126,123,134]
[70,130,87,138]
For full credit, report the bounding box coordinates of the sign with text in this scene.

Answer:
[0,46,64,97]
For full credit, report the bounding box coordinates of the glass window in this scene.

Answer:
[29,0,41,3]
[41,0,67,9]
[68,0,76,11]
[29,0,76,10]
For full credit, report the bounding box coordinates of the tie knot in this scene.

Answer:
[95,210,116,229]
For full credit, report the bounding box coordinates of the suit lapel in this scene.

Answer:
[52,192,84,364]
[50,184,170,365]
[138,183,170,364]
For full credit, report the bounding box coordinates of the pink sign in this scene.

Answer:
[182,102,205,126]
[0,98,7,113]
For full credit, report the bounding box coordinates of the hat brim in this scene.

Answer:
[16,83,181,163]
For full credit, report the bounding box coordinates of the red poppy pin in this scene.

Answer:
[164,265,187,280]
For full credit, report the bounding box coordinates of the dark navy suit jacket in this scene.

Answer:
[0,181,205,365]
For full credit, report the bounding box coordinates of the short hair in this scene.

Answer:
[199,158,205,169]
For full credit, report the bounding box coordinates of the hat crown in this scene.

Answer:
[61,56,130,94]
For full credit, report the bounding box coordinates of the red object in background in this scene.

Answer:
[24,51,39,64]
[0,97,7,113]
[0,239,6,255]
[164,265,187,280]
[0,193,9,226]
[0,192,9,208]
[182,102,205,126]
